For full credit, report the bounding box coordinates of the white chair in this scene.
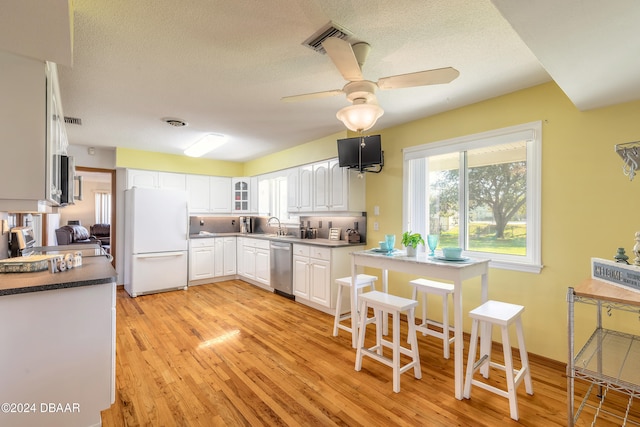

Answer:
[463,300,533,421]
[408,278,455,359]
[355,291,421,393]
[333,274,378,337]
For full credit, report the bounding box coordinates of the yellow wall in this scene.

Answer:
[115,147,243,176]
[243,131,348,176]
[253,81,640,362]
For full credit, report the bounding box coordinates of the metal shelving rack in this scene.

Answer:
[567,281,640,426]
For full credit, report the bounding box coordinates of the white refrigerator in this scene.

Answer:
[124,187,189,297]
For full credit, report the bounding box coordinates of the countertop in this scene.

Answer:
[0,255,116,296]
[190,232,366,248]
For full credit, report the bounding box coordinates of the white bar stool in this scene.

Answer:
[408,278,455,359]
[355,291,421,393]
[463,300,533,421]
[333,274,378,337]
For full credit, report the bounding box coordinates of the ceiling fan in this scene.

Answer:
[282,37,460,132]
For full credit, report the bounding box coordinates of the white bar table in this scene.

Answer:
[350,249,490,400]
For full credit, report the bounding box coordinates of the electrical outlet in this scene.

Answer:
[231,220,235,225]
[374,205,380,216]
[199,219,204,226]
[373,222,379,231]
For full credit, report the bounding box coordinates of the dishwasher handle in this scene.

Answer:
[270,243,291,251]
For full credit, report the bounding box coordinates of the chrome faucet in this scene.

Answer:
[267,216,285,236]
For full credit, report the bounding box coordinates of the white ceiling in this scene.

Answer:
[3,1,640,162]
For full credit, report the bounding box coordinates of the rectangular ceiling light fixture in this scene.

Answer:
[184,134,226,157]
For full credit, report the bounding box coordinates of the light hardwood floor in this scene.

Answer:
[101,280,633,426]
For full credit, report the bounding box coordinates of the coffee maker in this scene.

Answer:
[239,216,253,234]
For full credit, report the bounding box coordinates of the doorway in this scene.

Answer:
[45,167,116,267]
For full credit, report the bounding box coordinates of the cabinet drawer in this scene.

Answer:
[293,244,310,257]
[254,239,270,250]
[190,238,215,248]
[309,246,331,261]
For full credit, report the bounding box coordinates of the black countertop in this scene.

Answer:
[0,255,116,296]
[189,232,366,248]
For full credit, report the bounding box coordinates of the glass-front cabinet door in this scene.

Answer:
[232,178,250,213]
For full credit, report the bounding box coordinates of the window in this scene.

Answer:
[403,121,542,272]
[95,191,111,224]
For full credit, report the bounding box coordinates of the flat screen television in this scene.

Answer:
[337,134,383,170]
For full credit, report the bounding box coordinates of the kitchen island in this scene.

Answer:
[0,253,116,427]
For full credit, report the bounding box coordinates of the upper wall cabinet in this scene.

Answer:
[312,159,366,212]
[287,165,313,213]
[232,177,258,214]
[0,51,68,212]
[210,176,232,213]
[187,175,232,214]
[125,170,186,191]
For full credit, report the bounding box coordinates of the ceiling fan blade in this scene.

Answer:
[281,89,343,103]
[321,37,363,82]
[377,67,460,90]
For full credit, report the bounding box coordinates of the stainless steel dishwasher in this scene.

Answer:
[270,241,293,299]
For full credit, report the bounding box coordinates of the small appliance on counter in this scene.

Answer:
[10,226,35,257]
[239,216,254,233]
[346,228,361,243]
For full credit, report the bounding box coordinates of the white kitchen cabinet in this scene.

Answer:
[236,237,244,276]
[232,177,250,213]
[240,238,270,288]
[0,51,67,212]
[232,177,259,214]
[312,159,365,212]
[189,238,215,281]
[126,169,158,189]
[0,282,115,427]
[309,255,331,306]
[189,237,235,283]
[126,170,186,190]
[291,244,357,315]
[214,238,224,277]
[186,174,210,212]
[223,237,237,276]
[255,247,270,285]
[214,236,236,276]
[210,176,232,213]
[292,245,310,300]
[286,165,313,212]
[186,175,231,214]
[158,172,186,190]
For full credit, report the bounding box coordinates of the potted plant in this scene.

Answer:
[401,231,425,256]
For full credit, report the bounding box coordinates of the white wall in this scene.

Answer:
[67,145,116,169]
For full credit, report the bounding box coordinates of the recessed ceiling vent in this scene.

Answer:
[64,116,82,125]
[163,117,188,127]
[302,21,353,54]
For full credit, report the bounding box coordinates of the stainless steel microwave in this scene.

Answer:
[53,154,81,206]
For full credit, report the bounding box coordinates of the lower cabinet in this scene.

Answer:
[0,282,115,427]
[189,237,236,284]
[189,238,215,281]
[239,237,270,289]
[292,243,355,315]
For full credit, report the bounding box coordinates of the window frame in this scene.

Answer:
[403,121,542,273]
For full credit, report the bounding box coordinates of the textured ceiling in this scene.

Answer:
[4,1,640,162]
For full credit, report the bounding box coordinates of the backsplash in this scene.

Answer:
[189,216,239,234]
[189,214,367,243]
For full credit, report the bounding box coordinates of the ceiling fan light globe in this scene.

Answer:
[336,103,384,132]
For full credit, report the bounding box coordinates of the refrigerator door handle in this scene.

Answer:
[135,252,186,259]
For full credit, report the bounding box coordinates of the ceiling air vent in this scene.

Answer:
[162,117,188,127]
[64,116,82,125]
[302,21,353,54]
